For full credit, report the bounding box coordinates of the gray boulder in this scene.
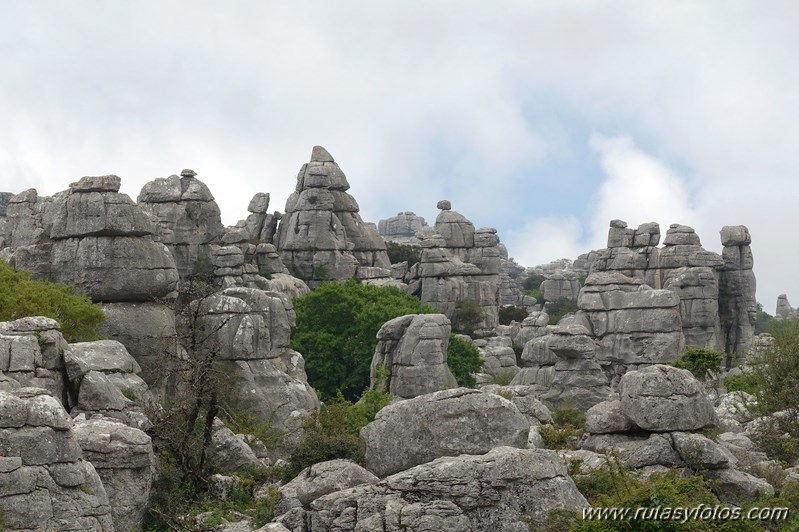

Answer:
[275,459,379,515]
[360,388,530,477]
[619,365,716,431]
[371,314,457,399]
[73,415,155,531]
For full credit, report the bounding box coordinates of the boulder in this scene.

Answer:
[360,388,530,477]
[619,365,716,431]
[371,314,457,399]
[73,415,155,531]
[275,459,379,515]
[278,447,588,530]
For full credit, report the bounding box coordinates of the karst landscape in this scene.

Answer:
[0,146,796,531]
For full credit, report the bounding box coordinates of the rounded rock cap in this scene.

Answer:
[180,168,197,178]
[436,200,452,210]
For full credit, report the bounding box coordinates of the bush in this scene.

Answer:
[541,401,585,450]
[284,386,392,481]
[522,274,545,292]
[672,347,724,381]
[447,334,483,387]
[291,280,437,401]
[385,241,421,268]
[499,305,528,325]
[546,298,579,325]
[452,298,483,336]
[724,372,760,395]
[0,261,106,342]
[491,368,518,386]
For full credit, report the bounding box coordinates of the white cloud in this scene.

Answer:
[505,216,584,268]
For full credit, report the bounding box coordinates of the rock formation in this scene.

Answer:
[274,146,390,286]
[360,387,530,477]
[0,387,115,531]
[276,447,588,530]
[137,169,225,279]
[377,211,428,245]
[370,314,457,399]
[776,294,797,319]
[718,225,757,364]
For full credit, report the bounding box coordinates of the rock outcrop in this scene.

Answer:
[370,314,457,399]
[137,169,225,279]
[73,415,155,531]
[276,447,588,531]
[360,388,530,477]
[0,387,114,531]
[718,226,757,364]
[377,211,428,245]
[275,146,390,286]
[775,294,797,319]
[190,287,319,432]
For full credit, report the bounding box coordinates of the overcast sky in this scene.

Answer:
[1,1,796,313]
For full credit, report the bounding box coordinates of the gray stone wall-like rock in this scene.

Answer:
[0,387,114,531]
[275,146,390,287]
[138,170,225,279]
[277,447,588,531]
[370,314,457,399]
[377,211,428,244]
[775,294,797,319]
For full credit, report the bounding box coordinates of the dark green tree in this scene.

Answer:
[446,334,483,387]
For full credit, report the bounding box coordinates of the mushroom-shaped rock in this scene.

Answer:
[619,364,716,431]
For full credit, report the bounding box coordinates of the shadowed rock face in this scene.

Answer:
[275,146,390,287]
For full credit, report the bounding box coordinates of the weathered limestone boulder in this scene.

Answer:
[578,272,684,386]
[718,225,757,363]
[275,459,379,516]
[512,323,612,411]
[478,385,553,426]
[702,469,774,505]
[209,418,265,474]
[190,287,319,431]
[137,170,225,278]
[73,415,155,531]
[0,191,13,217]
[540,272,580,303]
[670,431,734,470]
[275,146,390,286]
[585,399,633,434]
[377,211,428,245]
[277,447,588,531]
[411,204,502,332]
[582,433,682,468]
[0,388,114,531]
[99,302,182,399]
[360,388,530,477]
[619,365,716,431]
[370,314,457,399]
[47,176,179,301]
[0,317,68,404]
[64,340,153,429]
[241,192,281,244]
[472,335,518,379]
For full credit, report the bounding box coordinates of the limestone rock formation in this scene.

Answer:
[472,335,519,380]
[776,294,797,319]
[370,314,457,399]
[0,317,68,404]
[137,169,225,278]
[377,211,428,245]
[73,415,155,531]
[619,365,716,431]
[275,146,390,286]
[0,387,114,531]
[360,388,530,477]
[275,459,379,517]
[718,225,757,363]
[276,447,588,530]
[190,287,319,431]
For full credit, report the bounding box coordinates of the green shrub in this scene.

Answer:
[452,298,483,336]
[540,401,585,450]
[523,274,545,292]
[527,287,543,304]
[284,385,392,482]
[546,298,579,325]
[291,280,437,401]
[385,241,422,268]
[447,334,483,387]
[499,305,529,325]
[724,372,761,395]
[0,261,106,342]
[672,347,724,380]
[552,402,586,429]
